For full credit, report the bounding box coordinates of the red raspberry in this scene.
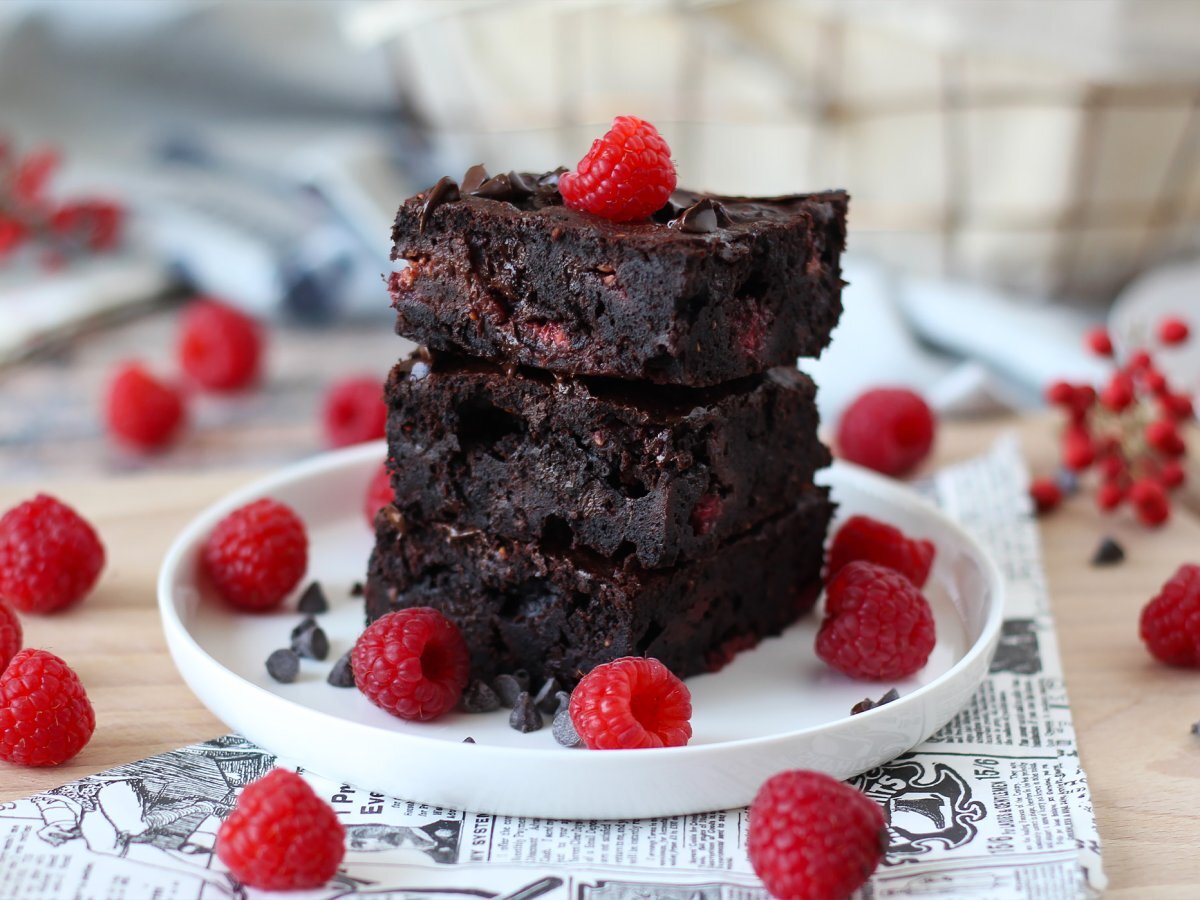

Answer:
[1159,392,1194,421]
[1029,477,1064,516]
[351,608,470,721]
[216,768,345,890]
[747,769,886,900]
[202,499,308,611]
[826,515,935,587]
[1084,326,1113,356]
[1095,481,1125,511]
[1130,478,1170,527]
[1128,349,1153,370]
[1140,564,1200,666]
[363,460,393,528]
[689,493,723,537]
[1060,425,1096,471]
[1141,366,1168,395]
[558,116,677,222]
[0,649,95,766]
[1160,460,1186,490]
[50,199,124,251]
[1099,373,1134,412]
[570,656,692,750]
[1146,419,1186,457]
[105,361,186,451]
[837,388,936,478]
[1044,380,1075,406]
[0,494,105,614]
[323,376,386,448]
[0,601,20,668]
[177,298,263,391]
[816,561,936,680]
[1159,316,1190,345]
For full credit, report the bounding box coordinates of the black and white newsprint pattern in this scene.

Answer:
[0,437,1104,899]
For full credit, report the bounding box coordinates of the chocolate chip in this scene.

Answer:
[291,616,317,639]
[1192,721,1200,737]
[512,668,531,692]
[492,673,523,708]
[534,677,561,714]
[461,164,488,194]
[473,173,515,200]
[463,736,476,744]
[552,704,582,747]
[507,171,537,196]
[1091,537,1125,566]
[418,176,460,233]
[350,581,364,597]
[509,692,543,733]
[266,649,300,684]
[297,582,329,615]
[851,687,900,715]
[669,197,730,234]
[291,622,330,661]
[326,651,355,688]
[460,680,501,714]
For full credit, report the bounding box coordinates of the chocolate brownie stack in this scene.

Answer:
[367,170,848,688]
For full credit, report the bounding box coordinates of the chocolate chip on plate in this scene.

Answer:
[460,680,501,714]
[533,677,561,714]
[851,687,899,716]
[291,622,330,661]
[463,736,477,744]
[326,651,355,688]
[553,701,582,748]
[492,673,523,708]
[509,692,543,733]
[266,648,300,684]
[1090,536,1125,567]
[297,581,329,614]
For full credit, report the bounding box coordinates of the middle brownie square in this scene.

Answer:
[385,351,829,569]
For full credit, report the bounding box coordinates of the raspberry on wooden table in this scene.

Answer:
[826,515,936,587]
[816,561,936,681]
[323,376,387,448]
[1140,564,1200,666]
[569,656,692,750]
[201,498,308,611]
[747,769,886,900]
[558,115,677,222]
[0,601,20,667]
[836,388,936,478]
[351,608,470,721]
[177,298,263,391]
[216,768,345,890]
[104,361,186,452]
[363,460,393,527]
[0,649,95,766]
[0,493,105,613]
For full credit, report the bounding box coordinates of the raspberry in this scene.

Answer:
[1130,478,1170,527]
[1160,460,1186,490]
[1061,425,1096,471]
[1099,373,1134,412]
[558,116,677,222]
[1146,419,1186,457]
[1029,477,1064,515]
[363,460,393,527]
[1139,564,1200,666]
[826,515,935,587]
[202,499,308,611]
[569,656,692,750]
[689,493,723,537]
[1095,481,1125,511]
[351,608,470,721]
[816,561,936,680]
[1084,326,1113,356]
[104,361,186,452]
[0,601,20,668]
[837,388,936,478]
[177,298,263,391]
[323,376,387,448]
[1159,316,1190,345]
[747,769,886,900]
[0,494,105,614]
[216,769,345,890]
[0,649,95,766]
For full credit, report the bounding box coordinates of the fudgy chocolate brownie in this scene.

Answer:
[385,351,830,569]
[366,487,833,687]
[389,169,847,386]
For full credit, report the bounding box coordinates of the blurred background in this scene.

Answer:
[2,0,1198,480]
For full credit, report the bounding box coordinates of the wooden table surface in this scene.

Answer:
[0,415,1196,898]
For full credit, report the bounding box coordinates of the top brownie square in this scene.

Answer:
[389,170,847,387]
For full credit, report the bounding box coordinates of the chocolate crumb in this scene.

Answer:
[291,616,317,640]
[553,703,582,748]
[492,673,523,708]
[509,692,543,733]
[851,687,900,715]
[534,677,561,714]
[460,680,501,714]
[463,736,476,744]
[326,651,355,688]
[297,581,329,615]
[350,581,364,597]
[266,649,300,684]
[1192,721,1200,737]
[291,623,330,661]
[1091,537,1125,566]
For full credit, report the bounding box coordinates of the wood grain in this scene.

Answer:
[0,416,1196,897]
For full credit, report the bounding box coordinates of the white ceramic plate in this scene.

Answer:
[158,442,1004,820]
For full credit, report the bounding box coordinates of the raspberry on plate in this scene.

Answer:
[837,388,936,478]
[0,649,95,766]
[817,561,936,680]
[177,297,263,391]
[201,498,308,612]
[748,769,886,900]
[826,515,936,587]
[323,376,387,448]
[569,656,692,749]
[559,115,677,222]
[363,460,393,528]
[104,361,186,452]
[1140,563,1200,666]
[351,608,470,721]
[216,768,345,890]
[0,493,106,614]
[0,601,20,668]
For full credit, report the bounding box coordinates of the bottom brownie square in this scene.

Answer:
[365,487,833,687]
